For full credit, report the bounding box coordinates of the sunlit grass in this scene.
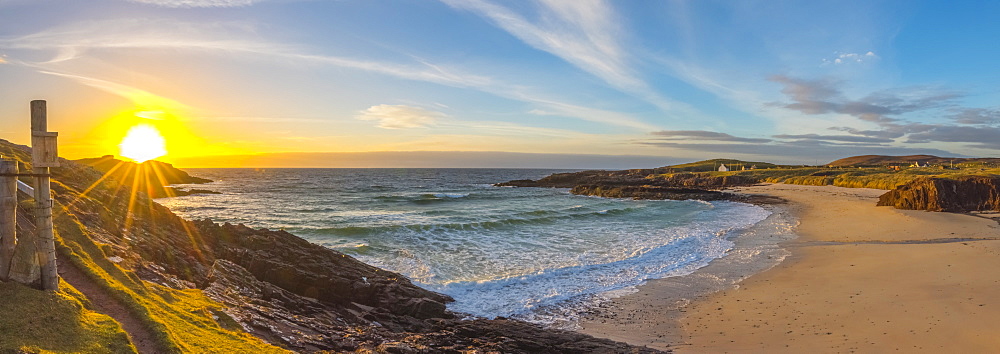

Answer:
[0,281,136,353]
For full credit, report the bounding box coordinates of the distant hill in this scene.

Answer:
[667,158,778,172]
[74,155,213,198]
[826,155,1000,167]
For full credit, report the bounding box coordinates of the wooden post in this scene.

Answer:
[30,100,59,291]
[0,158,16,280]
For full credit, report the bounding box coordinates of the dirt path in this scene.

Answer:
[57,258,163,354]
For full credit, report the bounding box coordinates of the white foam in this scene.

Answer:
[403,202,773,321]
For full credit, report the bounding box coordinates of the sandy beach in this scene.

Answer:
[579,183,1000,353]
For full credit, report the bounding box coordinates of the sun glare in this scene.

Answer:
[119,124,167,163]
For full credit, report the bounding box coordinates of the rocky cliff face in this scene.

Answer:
[876,175,1000,212]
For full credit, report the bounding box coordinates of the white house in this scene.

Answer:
[718,164,729,172]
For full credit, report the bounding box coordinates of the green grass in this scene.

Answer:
[0,281,136,353]
[657,166,1000,190]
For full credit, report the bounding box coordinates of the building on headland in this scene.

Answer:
[718,164,729,172]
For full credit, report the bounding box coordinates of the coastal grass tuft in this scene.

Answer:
[0,281,136,354]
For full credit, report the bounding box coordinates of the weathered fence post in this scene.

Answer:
[0,158,16,280]
[30,100,59,291]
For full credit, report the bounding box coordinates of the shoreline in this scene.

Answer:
[576,184,799,349]
[577,183,1000,352]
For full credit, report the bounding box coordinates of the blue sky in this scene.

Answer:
[1,0,998,166]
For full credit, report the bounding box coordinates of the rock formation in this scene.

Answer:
[877,175,1000,212]
[570,185,736,201]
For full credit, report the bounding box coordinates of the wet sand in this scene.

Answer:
[579,183,1000,353]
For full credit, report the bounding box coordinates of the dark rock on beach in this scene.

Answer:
[877,175,1000,212]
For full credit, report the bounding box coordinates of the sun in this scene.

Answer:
[119,124,168,163]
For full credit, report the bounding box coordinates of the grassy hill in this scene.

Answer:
[826,155,1000,168]
[666,158,779,172]
[649,156,1000,190]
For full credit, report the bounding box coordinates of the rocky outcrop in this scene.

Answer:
[652,173,758,188]
[496,170,653,188]
[498,169,759,205]
[571,185,737,201]
[876,175,1000,212]
[196,221,452,320]
[497,170,758,190]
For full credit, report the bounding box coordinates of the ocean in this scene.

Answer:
[156,168,771,326]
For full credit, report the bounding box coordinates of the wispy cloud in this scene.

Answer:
[526,98,659,130]
[769,75,959,123]
[650,130,772,143]
[124,0,265,8]
[822,51,879,65]
[442,0,630,88]
[441,0,692,115]
[357,104,444,129]
[772,133,894,144]
[36,70,189,111]
[2,18,657,131]
[637,140,961,162]
[771,75,1000,151]
[949,108,1000,125]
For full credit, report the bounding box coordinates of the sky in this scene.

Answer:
[1,0,999,167]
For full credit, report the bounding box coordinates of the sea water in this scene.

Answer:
[157,168,770,324]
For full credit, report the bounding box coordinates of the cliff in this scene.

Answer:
[876,175,1000,212]
[0,139,662,353]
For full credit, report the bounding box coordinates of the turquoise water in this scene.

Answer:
[157,168,769,323]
